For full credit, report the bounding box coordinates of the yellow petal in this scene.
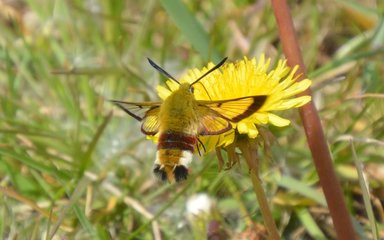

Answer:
[281,79,312,98]
[234,122,258,138]
[273,96,311,110]
[166,80,180,91]
[237,122,249,135]
[251,113,269,124]
[156,85,172,100]
[246,124,259,138]
[268,113,291,127]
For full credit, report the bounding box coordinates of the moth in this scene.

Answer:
[111,58,267,182]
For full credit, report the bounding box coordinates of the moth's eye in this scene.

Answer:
[189,87,194,93]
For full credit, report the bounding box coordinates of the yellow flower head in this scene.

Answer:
[156,55,311,151]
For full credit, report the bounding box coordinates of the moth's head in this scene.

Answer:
[176,82,194,95]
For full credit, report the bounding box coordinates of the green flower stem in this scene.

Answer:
[238,138,280,240]
[249,170,280,240]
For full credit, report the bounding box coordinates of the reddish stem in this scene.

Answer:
[270,1,357,239]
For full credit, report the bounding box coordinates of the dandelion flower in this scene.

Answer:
[156,55,311,151]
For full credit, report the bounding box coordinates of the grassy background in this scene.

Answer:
[0,0,383,239]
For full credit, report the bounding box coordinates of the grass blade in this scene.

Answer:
[159,0,222,62]
[351,140,379,240]
[277,176,327,206]
[295,208,326,240]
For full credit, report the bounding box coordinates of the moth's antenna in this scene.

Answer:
[147,58,180,84]
[190,57,227,86]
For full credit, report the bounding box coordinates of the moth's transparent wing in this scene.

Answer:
[141,107,161,135]
[196,107,232,135]
[110,100,161,135]
[196,95,267,135]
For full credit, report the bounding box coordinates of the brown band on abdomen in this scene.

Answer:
[158,132,197,152]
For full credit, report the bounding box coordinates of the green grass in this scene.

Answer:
[0,0,383,239]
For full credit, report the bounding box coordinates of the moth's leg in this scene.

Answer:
[196,137,206,156]
[215,148,225,171]
[196,143,202,156]
[224,144,239,170]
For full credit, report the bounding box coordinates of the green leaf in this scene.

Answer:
[295,208,327,240]
[277,176,327,206]
[160,0,222,62]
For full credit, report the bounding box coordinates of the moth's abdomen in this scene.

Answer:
[158,133,196,152]
[154,132,197,182]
